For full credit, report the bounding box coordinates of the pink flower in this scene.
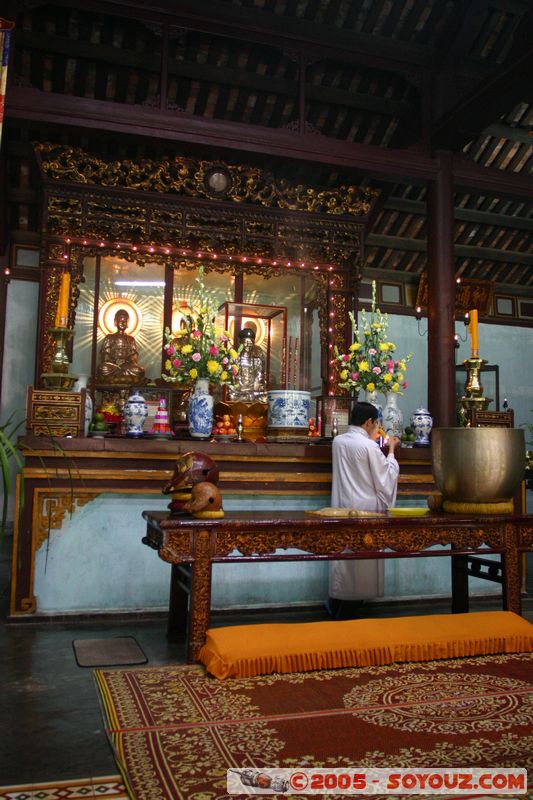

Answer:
[372,366,381,374]
[220,333,228,342]
[387,359,394,370]
[192,330,201,338]
[351,372,359,381]
[402,381,408,389]
[343,354,351,362]
[172,358,181,368]
[222,356,229,365]
[166,345,175,356]
[368,347,377,356]
[191,352,201,362]
[209,345,218,356]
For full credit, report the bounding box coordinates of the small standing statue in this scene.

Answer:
[227,327,267,403]
[96,308,145,385]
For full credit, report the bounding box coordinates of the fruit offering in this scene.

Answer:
[400,425,416,444]
[88,410,110,434]
[212,414,237,437]
[308,417,321,437]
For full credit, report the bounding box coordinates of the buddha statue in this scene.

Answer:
[96,308,145,385]
[228,327,267,403]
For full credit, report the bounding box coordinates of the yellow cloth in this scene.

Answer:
[198,611,533,679]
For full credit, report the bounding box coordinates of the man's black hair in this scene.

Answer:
[350,401,378,427]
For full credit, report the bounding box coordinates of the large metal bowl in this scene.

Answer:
[432,427,525,502]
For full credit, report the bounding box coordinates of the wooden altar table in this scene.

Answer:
[142,510,533,662]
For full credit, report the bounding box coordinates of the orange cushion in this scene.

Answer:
[198,611,533,679]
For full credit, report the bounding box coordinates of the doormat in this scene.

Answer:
[72,636,148,668]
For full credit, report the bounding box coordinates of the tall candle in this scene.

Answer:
[469,308,478,355]
[55,272,71,328]
[287,336,292,387]
[293,337,299,388]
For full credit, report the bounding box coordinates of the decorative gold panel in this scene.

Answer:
[36,143,376,216]
[36,490,100,550]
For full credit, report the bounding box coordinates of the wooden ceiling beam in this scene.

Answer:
[366,233,532,264]
[21,0,430,74]
[5,87,436,181]
[15,29,408,118]
[431,46,533,150]
[384,197,533,232]
[5,90,532,197]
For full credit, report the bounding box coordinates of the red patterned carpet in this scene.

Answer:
[94,653,533,799]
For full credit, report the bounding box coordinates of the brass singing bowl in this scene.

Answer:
[432,427,525,502]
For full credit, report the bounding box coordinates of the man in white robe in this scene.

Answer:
[328,401,400,615]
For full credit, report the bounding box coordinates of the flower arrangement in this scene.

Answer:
[334,281,413,395]
[161,268,240,387]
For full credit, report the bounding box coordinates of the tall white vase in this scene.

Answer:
[188,378,214,439]
[73,373,93,437]
[382,392,403,437]
[365,388,383,422]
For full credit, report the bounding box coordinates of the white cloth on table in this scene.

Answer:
[329,425,399,601]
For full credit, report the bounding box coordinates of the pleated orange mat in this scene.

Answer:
[199,610,533,679]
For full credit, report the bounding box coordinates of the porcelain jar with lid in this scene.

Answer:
[410,406,433,446]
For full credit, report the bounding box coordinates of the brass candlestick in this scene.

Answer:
[41,327,78,390]
[460,355,492,422]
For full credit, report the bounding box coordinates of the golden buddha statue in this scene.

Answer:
[96,308,145,385]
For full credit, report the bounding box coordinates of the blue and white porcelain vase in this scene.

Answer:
[123,389,148,437]
[382,392,403,437]
[188,378,214,439]
[410,405,433,446]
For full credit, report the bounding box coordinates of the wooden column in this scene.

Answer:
[427,151,456,427]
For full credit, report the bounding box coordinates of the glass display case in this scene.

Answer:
[217,301,287,391]
[315,394,357,438]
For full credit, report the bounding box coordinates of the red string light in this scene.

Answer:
[58,237,338,272]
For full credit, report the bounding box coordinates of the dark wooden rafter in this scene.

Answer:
[13,28,410,119]
[17,0,431,76]
[431,8,533,150]
[366,233,531,265]
[383,197,533,232]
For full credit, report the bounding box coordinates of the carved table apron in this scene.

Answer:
[142,510,533,662]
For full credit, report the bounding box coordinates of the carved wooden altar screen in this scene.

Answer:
[33,144,375,399]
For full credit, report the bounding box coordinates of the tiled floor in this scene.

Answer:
[1,530,531,790]
[0,776,128,800]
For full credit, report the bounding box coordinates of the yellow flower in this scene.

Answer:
[359,360,369,371]
[207,360,220,375]
[371,323,381,330]
[396,372,404,382]
[367,382,375,392]
[392,382,400,392]
[340,369,349,381]
[349,342,361,351]
[220,370,228,381]
[189,367,198,379]
[181,344,193,355]
[383,373,392,383]
[229,349,238,359]
[379,343,389,351]
[399,361,406,370]
[165,359,172,370]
